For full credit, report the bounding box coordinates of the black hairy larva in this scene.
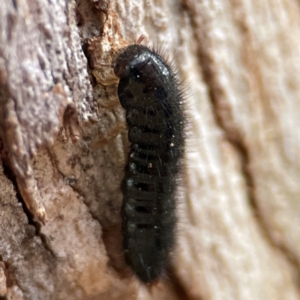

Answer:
[114,44,185,284]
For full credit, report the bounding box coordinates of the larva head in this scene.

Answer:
[114,44,176,111]
[114,45,171,83]
[114,44,151,78]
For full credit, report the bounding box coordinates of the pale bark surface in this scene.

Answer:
[0,0,300,299]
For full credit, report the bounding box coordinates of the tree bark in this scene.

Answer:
[0,0,300,299]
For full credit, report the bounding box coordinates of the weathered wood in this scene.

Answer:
[0,0,300,299]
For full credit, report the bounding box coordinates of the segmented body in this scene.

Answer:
[114,44,185,283]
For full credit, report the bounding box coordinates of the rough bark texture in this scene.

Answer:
[0,0,300,299]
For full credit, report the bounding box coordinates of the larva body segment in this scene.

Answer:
[114,44,185,283]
